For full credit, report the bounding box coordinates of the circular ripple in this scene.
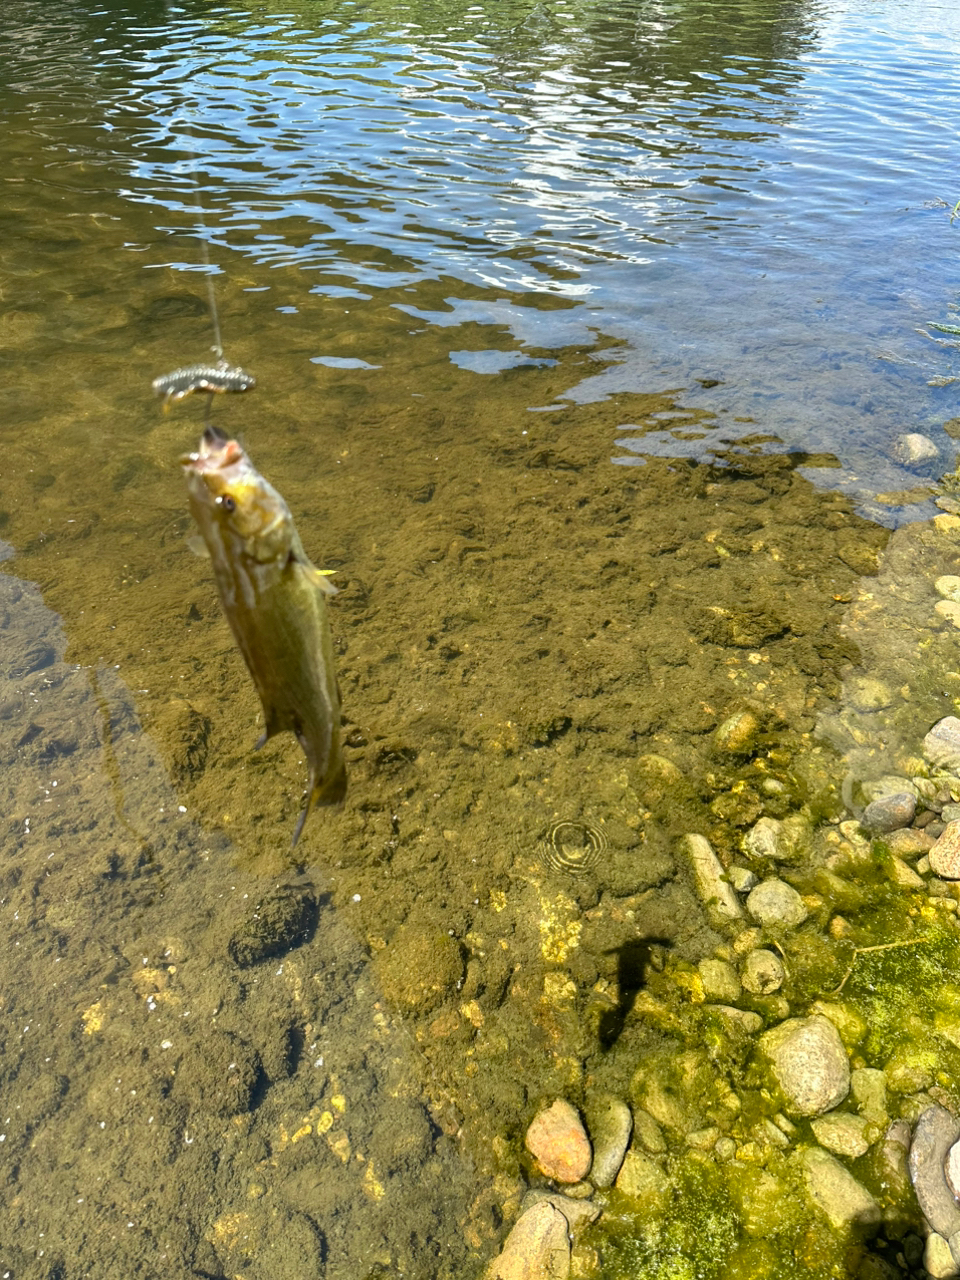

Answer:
[535,821,607,875]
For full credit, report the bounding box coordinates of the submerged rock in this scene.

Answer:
[746,878,808,929]
[740,948,784,995]
[908,1105,960,1240]
[925,719,960,774]
[759,1015,850,1117]
[585,1094,632,1188]
[892,432,939,468]
[678,833,744,930]
[799,1146,881,1232]
[862,792,916,833]
[525,1100,592,1184]
[227,889,318,968]
[485,1201,570,1280]
[931,823,960,880]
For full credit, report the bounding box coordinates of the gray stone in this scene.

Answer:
[727,865,758,893]
[931,822,960,879]
[925,719,960,774]
[947,1138,960,1201]
[485,1202,570,1280]
[519,1191,599,1233]
[708,1005,763,1034]
[615,1148,671,1208]
[885,828,935,860]
[799,1146,881,1232]
[740,948,784,995]
[632,1109,666,1155]
[862,792,916,834]
[893,432,940,468]
[874,1121,913,1203]
[742,815,810,864]
[679,834,744,929]
[862,775,920,803]
[584,1094,632,1189]
[746,879,808,929]
[759,1015,850,1117]
[908,1105,960,1239]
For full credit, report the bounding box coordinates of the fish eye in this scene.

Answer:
[218,494,237,514]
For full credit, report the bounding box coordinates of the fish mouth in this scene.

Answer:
[181,427,245,471]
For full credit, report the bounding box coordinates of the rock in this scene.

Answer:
[846,676,895,712]
[946,1138,960,1200]
[519,1191,599,1233]
[931,823,960,879]
[885,828,935,859]
[937,577,960,604]
[885,854,925,889]
[709,1005,763,1034]
[632,1109,666,1155]
[759,1015,850,1117]
[525,1100,592,1184]
[886,1044,937,1093]
[862,792,916,834]
[862,775,919,803]
[698,958,742,1003]
[925,719,960,774]
[485,1202,570,1280]
[850,1068,888,1124]
[585,1094,632,1188]
[893,432,940,468]
[727,865,757,893]
[227,889,318,967]
[375,922,464,1013]
[874,1120,913,1203]
[908,1105,960,1239]
[678,834,744,930]
[740,948,784,995]
[714,710,761,756]
[925,1234,960,1280]
[615,1148,671,1208]
[937,601,960,629]
[810,1112,872,1158]
[799,1146,881,1232]
[741,815,809,864]
[173,1031,262,1117]
[746,879,808,929]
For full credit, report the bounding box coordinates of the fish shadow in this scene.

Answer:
[598,936,672,1050]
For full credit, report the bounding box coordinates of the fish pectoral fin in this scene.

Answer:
[294,559,339,596]
[186,534,211,559]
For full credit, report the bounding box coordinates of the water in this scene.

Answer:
[1,1,960,1275]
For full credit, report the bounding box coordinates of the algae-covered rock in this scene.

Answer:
[375,922,463,1013]
[746,878,808,929]
[485,1201,570,1280]
[799,1146,881,1233]
[227,888,318,968]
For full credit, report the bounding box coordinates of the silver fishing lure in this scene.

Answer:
[153,360,256,406]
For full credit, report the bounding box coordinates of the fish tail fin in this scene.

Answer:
[291,758,348,847]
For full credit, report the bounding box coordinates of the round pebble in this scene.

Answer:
[925,719,960,774]
[861,792,916,834]
[741,948,784,995]
[525,1099,592,1184]
[746,879,808,929]
[931,822,960,880]
[945,1138,960,1201]
[759,1015,850,1117]
[893,432,940,467]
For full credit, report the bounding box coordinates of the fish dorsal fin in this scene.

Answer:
[187,534,211,559]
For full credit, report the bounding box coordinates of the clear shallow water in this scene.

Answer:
[28,0,960,513]
[1,1,960,1276]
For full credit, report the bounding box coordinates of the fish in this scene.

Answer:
[154,361,256,407]
[181,425,346,843]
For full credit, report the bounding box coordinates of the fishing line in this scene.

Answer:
[151,108,256,413]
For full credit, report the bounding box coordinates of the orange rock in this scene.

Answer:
[525,1099,592,1183]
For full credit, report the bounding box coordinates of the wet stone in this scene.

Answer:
[893,432,940,468]
[525,1100,592,1184]
[228,889,318,968]
[484,1201,570,1280]
[746,878,808,929]
[924,1233,960,1280]
[174,1031,262,1118]
[908,1105,960,1239]
[740,948,784,995]
[615,1148,671,1208]
[925,719,960,774]
[931,823,960,880]
[698,957,741,1003]
[799,1146,881,1232]
[759,1015,850,1117]
[946,1138,960,1201]
[862,792,916,833]
[810,1111,872,1158]
[885,827,935,859]
[585,1094,632,1188]
[679,833,744,930]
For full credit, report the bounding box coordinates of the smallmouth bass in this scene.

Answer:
[182,426,346,843]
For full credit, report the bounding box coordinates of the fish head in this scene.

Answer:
[181,427,294,563]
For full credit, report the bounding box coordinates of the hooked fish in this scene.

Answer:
[182,426,346,843]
